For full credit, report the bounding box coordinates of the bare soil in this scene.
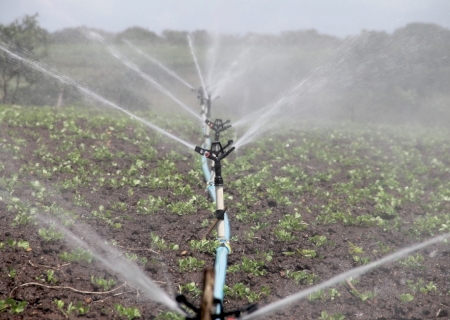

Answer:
[1,109,449,320]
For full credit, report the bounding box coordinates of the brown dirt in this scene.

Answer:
[1,110,449,320]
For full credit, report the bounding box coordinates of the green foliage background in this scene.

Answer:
[1,15,450,126]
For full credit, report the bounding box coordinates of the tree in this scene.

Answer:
[115,26,162,43]
[161,29,189,45]
[0,14,47,104]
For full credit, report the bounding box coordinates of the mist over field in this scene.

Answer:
[2,7,450,320]
[1,14,450,129]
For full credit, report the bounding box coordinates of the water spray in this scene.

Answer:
[240,232,450,320]
[34,214,185,315]
[124,39,195,91]
[188,35,207,95]
[0,41,196,150]
[84,31,203,122]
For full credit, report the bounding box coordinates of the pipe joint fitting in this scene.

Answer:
[215,209,225,220]
[214,176,223,186]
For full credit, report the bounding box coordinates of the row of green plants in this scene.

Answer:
[2,105,450,318]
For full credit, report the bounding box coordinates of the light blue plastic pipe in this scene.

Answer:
[201,133,216,202]
[214,213,231,317]
[201,155,216,202]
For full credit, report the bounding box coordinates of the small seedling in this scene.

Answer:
[16,240,30,250]
[151,232,178,251]
[297,249,317,258]
[309,235,328,247]
[155,311,184,320]
[352,255,370,265]
[420,281,437,294]
[114,304,141,320]
[224,283,271,303]
[59,247,93,263]
[74,302,90,315]
[318,311,345,320]
[54,299,77,317]
[0,298,27,314]
[308,288,340,302]
[398,253,424,269]
[238,257,266,276]
[39,226,64,242]
[399,293,414,302]
[347,241,364,255]
[91,276,116,291]
[178,282,202,297]
[274,229,296,242]
[189,239,217,254]
[308,289,327,301]
[351,289,376,302]
[177,257,205,272]
[7,266,17,279]
[46,270,57,284]
[256,249,274,262]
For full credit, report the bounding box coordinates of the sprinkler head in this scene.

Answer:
[194,140,234,162]
[205,119,232,142]
[195,140,234,186]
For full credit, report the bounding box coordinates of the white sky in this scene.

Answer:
[0,0,449,37]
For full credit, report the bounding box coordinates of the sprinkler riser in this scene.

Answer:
[214,162,223,185]
[215,186,225,239]
[216,220,225,240]
[206,99,211,118]
[216,186,224,210]
[204,125,211,148]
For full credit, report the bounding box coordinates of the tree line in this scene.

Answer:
[1,14,449,126]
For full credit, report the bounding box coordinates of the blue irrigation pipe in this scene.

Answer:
[194,140,235,318]
[201,126,215,202]
[198,90,217,202]
[213,213,231,310]
[202,155,216,202]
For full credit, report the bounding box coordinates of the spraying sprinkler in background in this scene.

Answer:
[192,86,221,201]
[199,118,233,201]
[206,119,232,142]
[193,86,214,147]
[205,119,232,187]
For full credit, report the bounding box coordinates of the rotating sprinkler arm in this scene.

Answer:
[194,140,235,164]
[195,140,235,186]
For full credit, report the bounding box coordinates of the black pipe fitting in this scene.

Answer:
[176,294,257,320]
[215,209,225,220]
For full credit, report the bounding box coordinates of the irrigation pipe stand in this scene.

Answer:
[194,87,216,201]
[176,140,257,319]
[204,119,232,202]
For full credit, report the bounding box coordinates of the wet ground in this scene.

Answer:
[1,106,450,319]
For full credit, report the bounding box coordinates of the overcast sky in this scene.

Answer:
[1,0,449,37]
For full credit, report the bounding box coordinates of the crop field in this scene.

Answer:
[1,105,450,319]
